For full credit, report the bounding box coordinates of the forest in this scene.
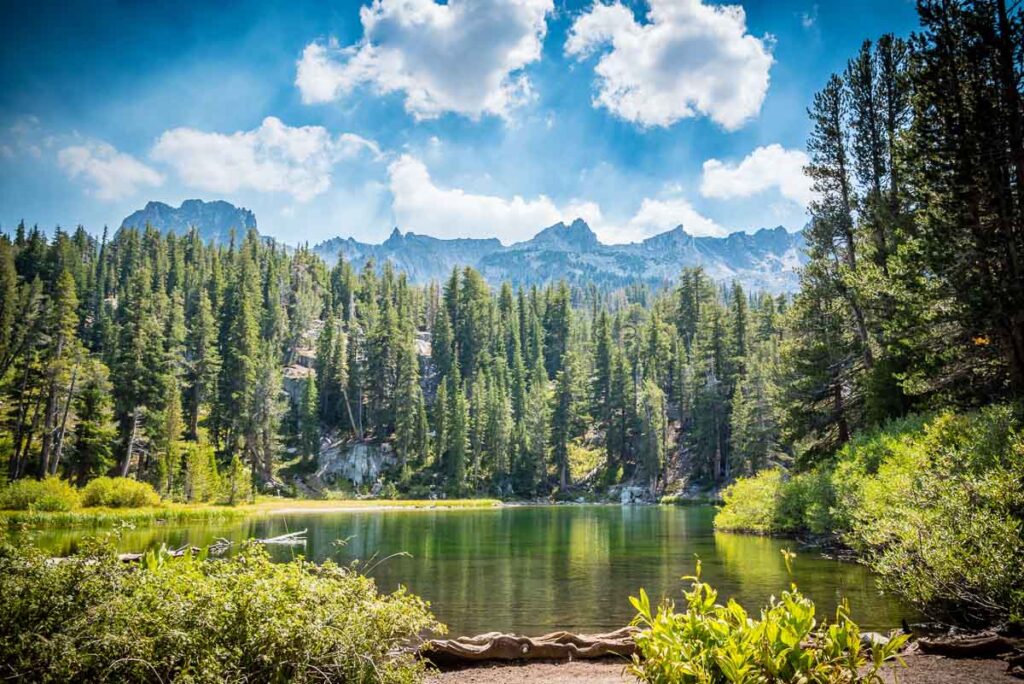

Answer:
[1,0,1023,508]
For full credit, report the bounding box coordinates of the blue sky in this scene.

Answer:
[0,0,919,245]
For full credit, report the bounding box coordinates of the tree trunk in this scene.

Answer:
[121,406,140,477]
[9,363,33,479]
[38,378,59,478]
[50,365,78,476]
[21,397,44,480]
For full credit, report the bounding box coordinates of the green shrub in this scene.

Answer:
[628,555,907,684]
[846,407,1024,626]
[0,533,442,683]
[0,477,80,511]
[715,406,1024,626]
[80,477,161,508]
[714,469,790,534]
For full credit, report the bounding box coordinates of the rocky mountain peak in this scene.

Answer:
[120,199,256,244]
[527,217,600,251]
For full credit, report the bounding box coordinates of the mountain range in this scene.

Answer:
[316,218,806,293]
[120,200,807,293]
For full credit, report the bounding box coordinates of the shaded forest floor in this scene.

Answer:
[425,653,1021,683]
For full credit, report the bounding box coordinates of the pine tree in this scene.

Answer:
[299,374,319,463]
[394,340,426,476]
[444,369,468,494]
[38,269,80,477]
[433,380,449,469]
[638,379,666,495]
[485,380,512,491]
[185,289,219,440]
[67,359,116,485]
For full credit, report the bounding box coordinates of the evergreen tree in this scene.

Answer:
[67,359,116,484]
[299,375,319,463]
[638,378,666,495]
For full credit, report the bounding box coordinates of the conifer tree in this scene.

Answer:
[299,374,319,463]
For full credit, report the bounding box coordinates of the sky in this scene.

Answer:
[0,0,920,246]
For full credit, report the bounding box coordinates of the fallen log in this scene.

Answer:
[258,529,307,544]
[117,544,199,562]
[208,530,308,556]
[51,531,311,565]
[422,627,638,665]
[917,632,1019,658]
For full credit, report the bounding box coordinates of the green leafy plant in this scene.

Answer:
[628,552,907,684]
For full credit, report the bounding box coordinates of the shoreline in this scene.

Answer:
[2,497,722,528]
[0,497,504,528]
[425,652,1023,683]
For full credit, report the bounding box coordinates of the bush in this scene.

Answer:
[715,406,1024,626]
[628,555,907,683]
[714,468,789,534]
[80,477,161,508]
[0,534,442,683]
[0,477,80,511]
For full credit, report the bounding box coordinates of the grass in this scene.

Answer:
[658,493,721,506]
[0,496,503,528]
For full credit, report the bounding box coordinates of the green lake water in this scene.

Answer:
[32,505,915,636]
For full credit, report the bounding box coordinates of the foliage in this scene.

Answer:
[714,470,790,535]
[0,533,442,683]
[0,477,80,511]
[568,441,604,482]
[80,476,161,508]
[716,407,1024,625]
[628,556,907,684]
[0,504,248,528]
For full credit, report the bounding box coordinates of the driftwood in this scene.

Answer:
[422,627,638,665]
[99,530,310,563]
[917,632,1020,658]
[208,529,308,555]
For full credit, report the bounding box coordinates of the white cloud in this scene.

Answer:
[296,0,552,120]
[621,197,727,239]
[151,116,379,201]
[387,154,728,244]
[565,0,773,130]
[388,154,574,242]
[800,5,819,29]
[701,144,813,207]
[57,140,164,200]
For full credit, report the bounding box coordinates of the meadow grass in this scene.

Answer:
[0,496,503,527]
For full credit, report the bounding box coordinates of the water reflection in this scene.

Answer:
[29,505,915,636]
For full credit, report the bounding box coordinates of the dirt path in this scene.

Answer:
[426,654,1019,683]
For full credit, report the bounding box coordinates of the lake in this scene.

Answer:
[32,504,915,636]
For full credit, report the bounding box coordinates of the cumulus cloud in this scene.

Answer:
[565,0,773,130]
[57,140,164,200]
[701,144,813,207]
[151,116,379,201]
[388,154,576,242]
[621,197,727,240]
[296,0,552,120]
[388,154,728,244]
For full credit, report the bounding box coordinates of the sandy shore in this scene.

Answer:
[426,653,1020,683]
